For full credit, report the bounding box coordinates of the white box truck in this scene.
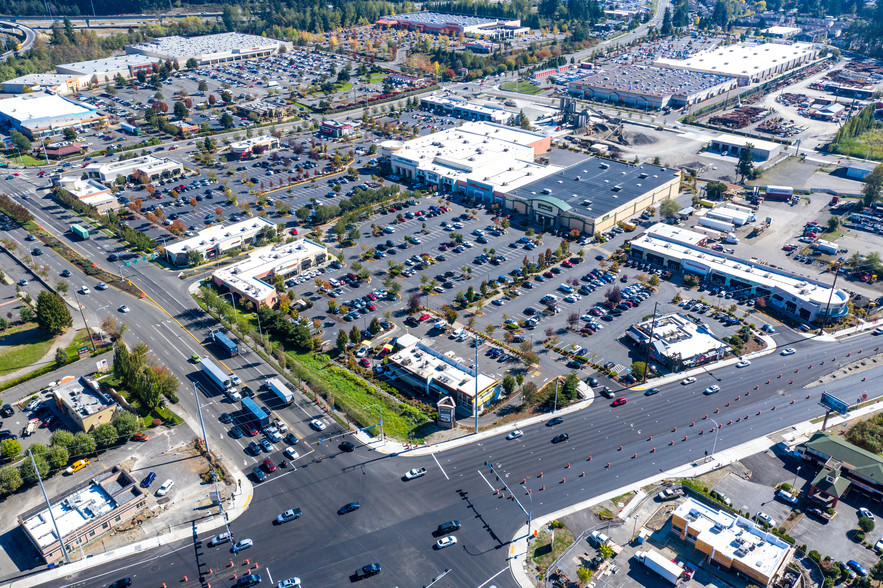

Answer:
[634,550,683,585]
[265,377,294,405]
[201,357,233,392]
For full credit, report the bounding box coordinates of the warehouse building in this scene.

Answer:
[671,498,792,586]
[127,32,289,65]
[19,467,145,563]
[89,154,184,183]
[626,313,730,370]
[56,54,159,84]
[654,41,819,85]
[0,93,105,139]
[420,94,515,123]
[386,340,502,416]
[375,12,527,38]
[709,133,782,161]
[1,73,85,95]
[384,121,555,200]
[50,375,118,432]
[211,240,328,308]
[567,65,737,109]
[628,226,849,323]
[165,217,276,267]
[504,158,681,235]
[229,135,281,156]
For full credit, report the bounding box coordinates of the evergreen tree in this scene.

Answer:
[35,291,72,335]
[661,7,674,35]
[736,144,755,181]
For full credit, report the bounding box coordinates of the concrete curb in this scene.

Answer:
[506,389,883,587]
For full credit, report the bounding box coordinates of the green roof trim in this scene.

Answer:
[530,195,572,212]
[804,432,883,484]
[810,467,851,498]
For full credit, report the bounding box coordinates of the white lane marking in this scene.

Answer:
[476,469,495,491]
[477,567,509,588]
[432,453,449,480]
[266,567,273,584]
[153,324,183,356]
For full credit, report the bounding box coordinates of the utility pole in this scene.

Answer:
[30,448,71,564]
[193,383,234,545]
[818,260,843,335]
[474,334,480,434]
[73,290,96,352]
[553,377,559,412]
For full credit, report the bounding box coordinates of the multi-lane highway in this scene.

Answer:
[40,328,883,588]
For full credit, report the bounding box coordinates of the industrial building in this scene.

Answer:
[229,135,281,156]
[50,375,118,432]
[375,12,528,38]
[386,339,502,416]
[504,158,681,235]
[383,121,554,199]
[627,225,849,323]
[0,93,105,139]
[56,54,159,84]
[19,467,145,563]
[165,217,276,267]
[566,66,737,109]
[0,73,84,95]
[671,498,792,586]
[126,32,289,65]
[419,94,515,123]
[211,240,328,308]
[654,41,820,85]
[762,26,801,38]
[89,154,184,183]
[626,313,730,370]
[709,133,782,161]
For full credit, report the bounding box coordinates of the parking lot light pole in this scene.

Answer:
[818,260,843,335]
[553,377,559,413]
[224,291,237,319]
[474,335,480,434]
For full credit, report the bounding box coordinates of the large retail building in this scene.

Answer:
[0,93,105,139]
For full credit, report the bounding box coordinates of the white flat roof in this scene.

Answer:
[57,54,157,75]
[632,230,847,305]
[229,135,277,150]
[166,217,275,256]
[98,155,182,176]
[644,222,707,245]
[389,342,497,399]
[23,483,116,548]
[712,133,781,152]
[2,73,78,86]
[763,26,801,35]
[674,498,790,580]
[0,93,94,123]
[631,313,729,360]
[654,42,817,78]
[213,240,326,302]
[128,32,283,60]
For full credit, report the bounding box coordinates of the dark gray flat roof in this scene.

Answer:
[506,157,679,219]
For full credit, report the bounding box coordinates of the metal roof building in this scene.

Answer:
[126,32,289,65]
[0,93,104,139]
[375,12,527,38]
[504,157,681,235]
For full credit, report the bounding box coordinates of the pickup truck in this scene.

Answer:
[657,487,683,501]
[403,467,427,480]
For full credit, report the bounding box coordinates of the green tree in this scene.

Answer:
[631,361,647,380]
[222,4,242,31]
[220,112,234,129]
[349,325,362,345]
[659,199,681,219]
[0,438,22,461]
[443,305,458,325]
[50,430,74,449]
[736,144,756,182]
[46,445,69,471]
[577,566,593,583]
[521,381,538,405]
[91,423,118,449]
[661,6,674,35]
[562,372,580,400]
[502,374,517,395]
[19,453,49,484]
[860,516,876,533]
[55,347,68,367]
[336,330,349,353]
[173,101,189,120]
[62,127,77,142]
[369,317,382,335]
[112,411,139,439]
[69,432,97,458]
[0,466,22,495]
[599,543,615,559]
[186,57,199,69]
[35,291,72,335]
[19,306,34,323]
[705,181,728,200]
[862,164,883,206]
[10,129,31,152]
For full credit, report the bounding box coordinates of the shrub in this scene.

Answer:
[855,531,866,542]
[808,550,821,562]
[550,520,565,529]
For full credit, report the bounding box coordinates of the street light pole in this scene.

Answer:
[30,448,71,564]
[818,260,843,335]
[553,377,559,412]
[193,382,235,544]
[709,417,719,457]
[73,290,96,352]
[521,484,533,537]
[474,334,480,434]
[225,291,237,319]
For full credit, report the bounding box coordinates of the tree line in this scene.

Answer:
[113,341,180,409]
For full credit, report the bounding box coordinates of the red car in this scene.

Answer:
[589,308,603,316]
[543,271,555,278]
[366,304,375,311]
[290,228,298,235]
[612,397,628,407]
[366,293,377,301]
[580,326,595,335]
[620,275,628,282]
[245,424,259,436]
[419,313,430,321]
[359,358,371,368]
[36,170,47,177]
[561,260,573,268]
[262,458,276,472]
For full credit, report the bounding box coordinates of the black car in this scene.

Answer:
[229,426,243,439]
[285,432,299,445]
[644,388,661,396]
[108,579,132,588]
[355,563,381,579]
[1,404,14,417]
[437,520,461,534]
[546,417,563,427]
[551,433,570,444]
[219,413,233,424]
[252,466,266,482]
[32,248,43,255]
[61,269,71,277]
[339,441,355,452]
[108,254,119,262]
[247,441,261,455]
[339,501,360,514]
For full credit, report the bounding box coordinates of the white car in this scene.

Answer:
[404,467,427,480]
[435,536,457,550]
[507,429,524,440]
[755,512,775,527]
[681,377,697,385]
[79,286,90,294]
[284,447,299,460]
[119,305,130,313]
[230,374,242,386]
[355,347,368,358]
[704,385,721,395]
[780,348,795,356]
[156,479,174,496]
[875,537,883,551]
[277,579,301,588]
[873,327,883,335]
[735,360,751,368]
[309,419,326,431]
[96,282,108,290]
[860,507,875,520]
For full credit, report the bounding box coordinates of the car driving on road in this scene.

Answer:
[704,385,721,395]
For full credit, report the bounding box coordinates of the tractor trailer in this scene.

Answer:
[265,378,294,405]
[71,224,90,240]
[633,550,683,585]
[201,357,233,392]
[211,330,239,356]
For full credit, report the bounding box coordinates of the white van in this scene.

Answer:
[452,327,464,339]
